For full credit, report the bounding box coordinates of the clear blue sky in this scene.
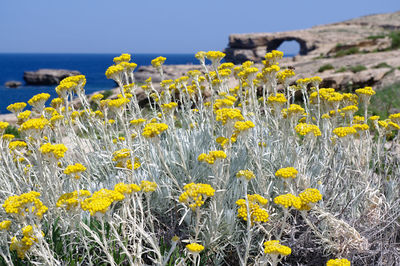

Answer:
[0,0,399,54]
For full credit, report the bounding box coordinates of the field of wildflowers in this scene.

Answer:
[0,50,399,265]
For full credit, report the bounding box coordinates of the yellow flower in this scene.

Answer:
[263,240,291,256]
[56,190,91,210]
[19,118,49,137]
[40,143,68,160]
[215,108,244,125]
[114,183,141,195]
[236,194,269,225]
[7,102,26,114]
[140,180,157,193]
[142,123,168,138]
[234,120,255,132]
[326,258,351,266]
[198,150,227,164]
[236,170,255,181]
[295,123,321,137]
[9,140,27,151]
[81,189,125,216]
[0,220,11,230]
[179,183,215,211]
[298,188,322,211]
[151,56,167,68]
[275,167,298,179]
[3,191,48,219]
[274,193,302,209]
[64,163,87,179]
[186,243,205,254]
[113,53,131,64]
[333,127,357,138]
[28,93,50,111]
[355,86,375,97]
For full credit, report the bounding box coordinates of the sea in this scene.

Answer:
[0,53,200,114]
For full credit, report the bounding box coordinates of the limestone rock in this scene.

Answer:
[4,81,22,88]
[224,11,400,63]
[24,69,81,85]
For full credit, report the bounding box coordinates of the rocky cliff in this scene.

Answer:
[224,11,400,63]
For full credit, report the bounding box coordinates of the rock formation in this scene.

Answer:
[4,81,22,88]
[24,69,81,85]
[224,11,400,63]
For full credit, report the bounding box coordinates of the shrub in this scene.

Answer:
[367,34,386,40]
[318,64,334,72]
[389,31,400,49]
[335,47,360,57]
[349,65,367,73]
[373,62,392,69]
[335,66,347,73]
[0,51,398,266]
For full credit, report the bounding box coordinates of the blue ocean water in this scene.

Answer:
[0,53,199,114]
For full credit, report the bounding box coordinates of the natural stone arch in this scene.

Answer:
[266,37,308,55]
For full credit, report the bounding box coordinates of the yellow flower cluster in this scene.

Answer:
[140,180,158,193]
[125,157,141,170]
[2,134,15,142]
[19,118,49,134]
[112,148,131,162]
[56,190,91,211]
[298,188,323,210]
[105,64,124,80]
[81,189,125,216]
[108,97,130,110]
[213,97,236,110]
[333,127,357,138]
[267,93,287,105]
[17,110,31,122]
[113,53,131,64]
[274,193,302,209]
[151,56,167,68]
[355,86,376,97]
[275,167,298,179]
[236,194,269,224]
[161,102,178,112]
[286,104,305,117]
[10,225,42,259]
[277,69,295,84]
[40,143,68,159]
[215,108,244,125]
[326,258,351,266]
[64,163,87,179]
[186,243,205,254]
[264,50,284,66]
[28,93,50,107]
[7,102,26,114]
[9,140,27,151]
[91,93,104,103]
[130,118,146,127]
[341,105,358,114]
[3,191,48,219]
[179,183,215,211]
[263,240,291,256]
[295,123,322,137]
[142,122,168,138]
[0,220,11,230]
[234,120,255,132]
[353,124,369,132]
[206,51,225,61]
[236,170,255,181]
[198,150,227,164]
[114,183,141,194]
